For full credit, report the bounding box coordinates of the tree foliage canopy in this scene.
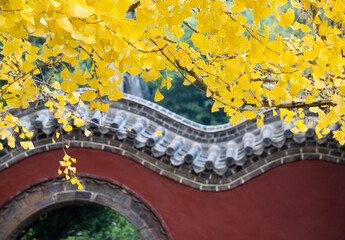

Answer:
[19,204,140,240]
[1,0,345,186]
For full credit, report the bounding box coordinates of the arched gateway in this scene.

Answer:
[1,93,345,239]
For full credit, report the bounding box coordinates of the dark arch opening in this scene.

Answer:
[17,203,141,240]
[1,176,169,240]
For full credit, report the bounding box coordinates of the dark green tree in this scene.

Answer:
[146,71,228,125]
[19,204,140,240]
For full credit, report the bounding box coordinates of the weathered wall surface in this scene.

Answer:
[1,148,345,240]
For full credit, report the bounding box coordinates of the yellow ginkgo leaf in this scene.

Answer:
[85,129,91,137]
[50,0,61,8]
[80,89,97,102]
[300,23,311,32]
[60,67,72,79]
[257,117,264,128]
[291,0,302,8]
[0,130,11,140]
[322,128,330,135]
[333,131,344,145]
[314,14,321,25]
[8,136,16,148]
[305,95,313,104]
[289,82,300,97]
[60,161,67,167]
[64,124,73,132]
[74,117,84,127]
[71,178,77,184]
[61,80,79,93]
[278,8,295,27]
[211,105,219,112]
[242,111,257,120]
[166,76,172,90]
[20,141,35,150]
[51,81,61,90]
[66,1,94,18]
[57,17,73,33]
[290,127,299,133]
[299,125,308,133]
[25,131,34,138]
[109,90,124,101]
[154,89,164,102]
[99,103,110,112]
[62,44,79,58]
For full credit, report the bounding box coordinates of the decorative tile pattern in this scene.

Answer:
[2,89,344,191]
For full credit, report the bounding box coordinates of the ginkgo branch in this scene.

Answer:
[127,1,141,13]
[208,52,243,59]
[252,77,279,83]
[78,18,103,24]
[226,12,280,56]
[78,45,99,79]
[0,54,64,94]
[123,37,168,53]
[268,99,335,109]
[0,8,22,12]
[157,42,254,111]
[178,47,227,84]
[174,59,208,89]
[183,20,199,33]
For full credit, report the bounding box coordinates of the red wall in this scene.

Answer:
[1,148,345,240]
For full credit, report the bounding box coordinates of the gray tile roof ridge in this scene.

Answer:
[122,92,232,132]
[2,89,343,184]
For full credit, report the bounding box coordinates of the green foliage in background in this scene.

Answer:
[19,204,140,240]
[146,71,228,125]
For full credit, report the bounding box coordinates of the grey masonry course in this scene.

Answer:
[2,89,345,191]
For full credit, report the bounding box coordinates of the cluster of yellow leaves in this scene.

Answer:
[58,151,82,189]
[0,108,34,150]
[0,0,345,186]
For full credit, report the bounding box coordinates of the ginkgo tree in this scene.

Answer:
[0,0,345,188]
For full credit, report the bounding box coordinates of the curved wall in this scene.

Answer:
[1,148,345,240]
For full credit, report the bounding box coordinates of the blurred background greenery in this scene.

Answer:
[19,204,141,240]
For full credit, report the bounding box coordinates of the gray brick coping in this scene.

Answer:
[1,129,345,192]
